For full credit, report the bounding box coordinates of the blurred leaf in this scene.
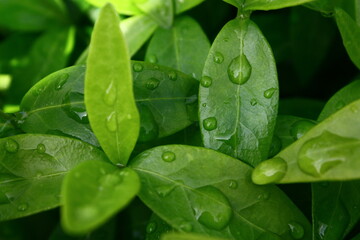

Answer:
[244,0,315,11]
[133,0,173,29]
[279,98,325,120]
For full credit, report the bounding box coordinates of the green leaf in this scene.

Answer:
[199,18,278,166]
[222,0,244,9]
[84,0,142,15]
[61,161,140,234]
[319,79,360,121]
[145,16,210,80]
[0,0,67,31]
[161,232,228,240]
[85,4,140,166]
[0,134,107,221]
[9,27,75,103]
[335,7,360,70]
[133,0,173,29]
[174,0,205,14]
[130,145,311,239]
[243,0,315,11]
[145,214,173,240]
[252,99,360,184]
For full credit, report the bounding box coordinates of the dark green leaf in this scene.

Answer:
[85,3,140,166]
[243,0,315,11]
[279,98,325,120]
[145,16,210,80]
[161,232,228,240]
[133,0,173,29]
[199,18,278,166]
[146,214,173,240]
[84,0,142,15]
[130,145,311,239]
[335,7,360,70]
[61,161,140,234]
[174,0,205,14]
[252,99,360,184]
[0,134,107,221]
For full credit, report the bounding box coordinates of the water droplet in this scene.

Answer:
[203,117,217,131]
[55,73,69,90]
[290,120,316,140]
[268,135,282,158]
[202,103,207,107]
[288,222,305,239]
[104,82,117,106]
[252,157,287,185]
[250,98,258,106]
[350,105,358,113]
[228,180,238,189]
[162,151,176,162]
[168,71,177,81]
[228,54,252,85]
[155,185,176,197]
[257,192,270,201]
[5,139,19,153]
[106,111,117,132]
[148,55,158,63]
[77,205,98,221]
[179,222,192,232]
[190,185,232,230]
[133,62,144,72]
[36,143,46,154]
[213,52,224,64]
[224,37,229,42]
[200,76,212,88]
[335,101,345,110]
[298,131,349,177]
[138,105,159,142]
[63,92,89,124]
[264,88,277,99]
[146,222,157,233]
[146,78,160,90]
[17,203,28,211]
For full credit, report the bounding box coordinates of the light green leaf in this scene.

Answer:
[130,145,311,239]
[161,232,228,240]
[199,18,278,166]
[61,161,140,234]
[244,0,315,11]
[335,8,360,70]
[174,0,205,14]
[85,4,140,166]
[133,0,173,29]
[84,0,142,15]
[0,134,108,221]
[252,99,360,184]
[145,16,210,80]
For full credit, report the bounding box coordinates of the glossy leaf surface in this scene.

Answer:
[0,134,107,221]
[133,0,173,29]
[199,18,278,166]
[335,8,360,70]
[161,232,228,240]
[61,161,140,234]
[252,99,360,184]
[84,0,142,15]
[85,4,140,166]
[174,0,205,14]
[130,145,311,239]
[243,0,314,11]
[146,16,210,80]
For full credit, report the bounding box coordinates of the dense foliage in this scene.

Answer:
[1,0,360,239]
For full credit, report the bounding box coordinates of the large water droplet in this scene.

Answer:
[264,88,277,99]
[298,131,349,177]
[200,76,212,88]
[106,112,117,132]
[63,92,89,124]
[189,185,232,230]
[162,151,176,162]
[213,52,224,64]
[148,55,158,64]
[228,54,252,85]
[168,71,177,81]
[55,73,69,90]
[17,203,28,211]
[290,120,316,140]
[5,139,19,153]
[252,157,287,185]
[146,78,160,90]
[104,82,117,106]
[203,117,217,131]
[133,63,144,72]
[37,143,46,154]
[146,222,157,233]
[288,222,305,239]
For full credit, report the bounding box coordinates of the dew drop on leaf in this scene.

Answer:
[290,120,316,140]
[106,111,117,132]
[63,92,89,124]
[155,185,176,197]
[5,139,19,153]
[190,186,232,230]
[103,82,117,106]
[200,76,212,88]
[148,54,158,64]
[133,63,144,72]
[263,88,277,99]
[161,151,176,162]
[257,192,270,201]
[213,52,224,64]
[288,222,305,239]
[168,71,177,81]
[146,78,160,90]
[228,180,238,189]
[250,98,258,106]
[203,117,217,131]
[228,54,252,85]
[17,203,28,211]
[55,73,69,90]
[36,143,46,154]
[138,105,159,142]
[252,157,287,185]
[77,205,98,221]
[178,221,193,232]
[146,222,157,233]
